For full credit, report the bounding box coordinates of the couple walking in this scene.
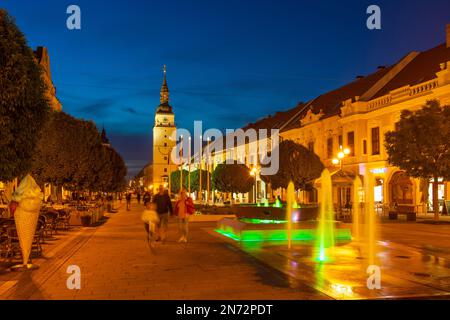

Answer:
[143,185,194,245]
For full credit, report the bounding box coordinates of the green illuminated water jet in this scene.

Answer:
[315,169,335,262]
[286,182,295,249]
[273,198,282,208]
[352,176,362,242]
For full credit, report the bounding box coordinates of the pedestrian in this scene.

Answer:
[126,192,132,211]
[118,193,122,204]
[153,185,173,242]
[143,191,151,206]
[137,192,141,204]
[174,187,195,243]
[141,201,159,250]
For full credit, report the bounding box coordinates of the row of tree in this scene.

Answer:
[32,111,127,194]
[169,140,324,196]
[0,9,127,196]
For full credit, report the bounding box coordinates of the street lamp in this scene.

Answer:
[332,145,351,170]
[206,136,211,205]
[199,135,202,201]
[188,136,191,195]
[250,167,257,204]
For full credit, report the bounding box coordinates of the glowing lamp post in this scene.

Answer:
[332,146,350,170]
[188,136,191,194]
[250,167,257,204]
[199,135,202,201]
[206,136,211,205]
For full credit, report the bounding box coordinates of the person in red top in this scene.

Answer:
[174,187,195,243]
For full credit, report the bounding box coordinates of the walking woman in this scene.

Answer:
[174,187,195,243]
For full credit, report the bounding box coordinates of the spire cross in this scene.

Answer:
[163,64,167,74]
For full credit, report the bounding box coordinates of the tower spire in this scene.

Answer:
[160,64,169,104]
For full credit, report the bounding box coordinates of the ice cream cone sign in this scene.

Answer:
[11,174,43,268]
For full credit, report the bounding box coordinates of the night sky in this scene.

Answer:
[3,0,450,177]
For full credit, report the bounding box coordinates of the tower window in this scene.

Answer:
[164,142,167,147]
[164,168,167,172]
[327,137,333,159]
[347,131,355,156]
[371,127,380,155]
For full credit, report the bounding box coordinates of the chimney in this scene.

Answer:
[447,24,450,48]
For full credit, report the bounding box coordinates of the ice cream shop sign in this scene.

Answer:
[370,168,387,175]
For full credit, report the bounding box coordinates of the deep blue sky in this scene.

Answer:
[3,0,450,177]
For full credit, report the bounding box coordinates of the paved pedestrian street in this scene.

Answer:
[1,202,450,300]
[0,203,327,300]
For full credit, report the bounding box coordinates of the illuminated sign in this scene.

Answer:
[370,168,386,174]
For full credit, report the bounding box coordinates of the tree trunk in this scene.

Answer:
[56,185,63,203]
[433,176,439,221]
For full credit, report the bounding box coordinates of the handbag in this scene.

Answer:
[186,198,195,215]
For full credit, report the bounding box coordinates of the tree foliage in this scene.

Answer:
[212,163,253,194]
[385,100,450,220]
[189,169,209,192]
[261,139,324,190]
[0,9,50,181]
[170,169,189,194]
[32,111,127,193]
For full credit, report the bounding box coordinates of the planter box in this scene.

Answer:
[189,214,236,222]
[231,204,319,221]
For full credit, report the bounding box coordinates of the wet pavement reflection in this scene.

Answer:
[234,237,450,299]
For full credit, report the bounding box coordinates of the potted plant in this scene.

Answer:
[80,211,92,227]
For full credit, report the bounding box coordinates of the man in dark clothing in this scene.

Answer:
[126,193,132,211]
[137,192,141,204]
[143,192,151,206]
[153,185,173,242]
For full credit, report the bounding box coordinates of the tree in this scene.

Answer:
[0,9,50,181]
[94,147,127,193]
[261,140,324,190]
[170,169,189,194]
[32,111,127,194]
[212,163,253,195]
[189,169,209,192]
[32,111,81,191]
[385,100,450,221]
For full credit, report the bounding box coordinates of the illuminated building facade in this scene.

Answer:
[197,24,450,215]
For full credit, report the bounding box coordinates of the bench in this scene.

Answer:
[389,204,416,221]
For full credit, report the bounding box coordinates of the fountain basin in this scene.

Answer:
[216,217,352,242]
[231,204,318,221]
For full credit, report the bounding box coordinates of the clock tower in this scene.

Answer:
[152,65,176,190]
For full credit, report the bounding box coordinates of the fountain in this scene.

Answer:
[216,169,352,244]
[286,182,295,249]
[364,171,378,266]
[273,198,282,208]
[352,176,362,242]
[315,169,335,262]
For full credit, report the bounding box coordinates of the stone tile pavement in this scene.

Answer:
[0,202,327,300]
